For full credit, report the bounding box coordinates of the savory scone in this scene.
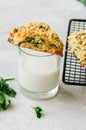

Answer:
[68,30,86,68]
[7,22,64,56]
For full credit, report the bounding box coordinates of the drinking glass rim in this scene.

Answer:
[18,46,57,57]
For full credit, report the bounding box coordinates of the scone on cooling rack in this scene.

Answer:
[68,30,86,68]
[7,22,64,56]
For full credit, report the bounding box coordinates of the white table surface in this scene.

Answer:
[0,0,86,130]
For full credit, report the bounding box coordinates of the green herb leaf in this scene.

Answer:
[0,91,11,110]
[1,98,11,110]
[26,36,35,43]
[0,78,7,92]
[77,0,86,6]
[0,77,16,110]
[5,78,15,82]
[5,86,16,97]
[0,77,16,97]
[0,92,5,106]
[50,43,59,49]
[32,106,42,118]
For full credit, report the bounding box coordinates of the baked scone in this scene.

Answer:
[68,30,86,68]
[7,22,64,56]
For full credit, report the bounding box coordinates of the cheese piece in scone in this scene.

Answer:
[68,30,86,68]
[7,22,64,56]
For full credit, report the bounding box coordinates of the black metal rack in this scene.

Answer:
[62,19,86,86]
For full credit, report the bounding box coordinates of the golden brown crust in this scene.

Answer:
[68,30,86,68]
[7,22,64,56]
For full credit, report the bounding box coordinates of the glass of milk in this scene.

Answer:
[18,47,61,99]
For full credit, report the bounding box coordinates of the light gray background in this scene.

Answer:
[0,0,86,130]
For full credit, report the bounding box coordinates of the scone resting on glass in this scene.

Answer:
[68,30,86,68]
[7,22,64,56]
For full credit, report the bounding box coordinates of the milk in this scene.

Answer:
[18,50,60,92]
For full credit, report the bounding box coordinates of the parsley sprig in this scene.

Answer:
[0,77,16,110]
[32,106,42,118]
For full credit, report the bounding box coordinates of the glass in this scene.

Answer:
[18,47,61,100]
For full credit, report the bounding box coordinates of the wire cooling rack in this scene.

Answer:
[62,19,86,86]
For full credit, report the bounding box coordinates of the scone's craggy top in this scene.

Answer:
[7,22,64,56]
[68,30,86,68]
